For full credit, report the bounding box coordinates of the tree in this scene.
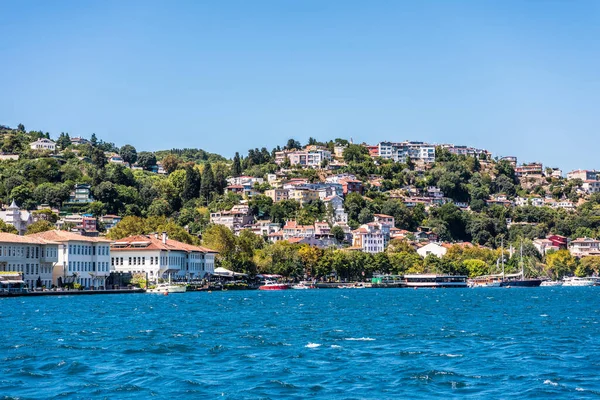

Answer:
[343,144,369,163]
[26,220,55,234]
[120,144,138,165]
[232,152,242,177]
[576,257,600,277]
[181,164,200,202]
[545,250,577,280]
[136,152,156,171]
[331,225,345,243]
[56,133,71,149]
[200,163,215,201]
[285,139,301,150]
[90,146,107,169]
[202,224,236,262]
[249,195,273,219]
[0,220,18,234]
[90,133,98,146]
[17,123,25,132]
[161,154,181,174]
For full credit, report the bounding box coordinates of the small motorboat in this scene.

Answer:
[146,283,187,293]
[291,282,316,289]
[259,280,290,291]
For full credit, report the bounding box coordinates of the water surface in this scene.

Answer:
[1,288,599,399]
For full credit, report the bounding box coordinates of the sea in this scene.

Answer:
[1,287,599,399]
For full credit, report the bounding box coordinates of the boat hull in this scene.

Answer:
[259,284,289,291]
[500,279,542,288]
[147,285,187,293]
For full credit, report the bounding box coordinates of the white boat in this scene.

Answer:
[540,280,562,287]
[291,282,316,290]
[562,277,594,287]
[147,283,187,293]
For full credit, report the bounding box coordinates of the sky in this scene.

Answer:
[1,1,598,172]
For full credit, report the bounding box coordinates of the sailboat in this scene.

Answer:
[500,240,542,287]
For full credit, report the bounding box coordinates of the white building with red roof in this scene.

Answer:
[0,232,59,289]
[28,230,112,289]
[110,233,217,282]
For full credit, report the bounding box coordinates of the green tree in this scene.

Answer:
[120,144,138,165]
[181,164,200,202]
[331,225,345,242]
[0,220,18,234]
[232,152,242,177]
[545,250,577,280]
[343,144,369,163]
[25,220,55,234]
[137,152,157,171]
[200,163,215,200]
[161,154,181,174]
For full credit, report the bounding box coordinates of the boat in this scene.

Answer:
[540,280,563,287]
[291,281,316,289]
[146,283,187,293]
[403,274,468,288]
[562,276,595,287]
[499,240,541,288]
[468,274,503,288]
[259,280,290,290]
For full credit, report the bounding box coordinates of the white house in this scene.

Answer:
[29,230,112,289]
[29,138,56,152]
[569,237,600,257]
[110,233,217,282]
[352,224,385,253]
[0,232,59,289]
[0,200,33,235]
[323,195,348,223]
[417,242,448,258]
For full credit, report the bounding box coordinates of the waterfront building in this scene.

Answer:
[110,233,217,281]
[28,230,112,289]
[0,232,58,289]
[29,138,56,152]
[352,223,385,253]
[0,200,33,235]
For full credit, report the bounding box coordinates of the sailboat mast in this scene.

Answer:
[501,238,505,279]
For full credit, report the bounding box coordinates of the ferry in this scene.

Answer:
[403,274,468,288]
[468,274,503,288]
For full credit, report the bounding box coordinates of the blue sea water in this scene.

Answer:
[1,288,599,399]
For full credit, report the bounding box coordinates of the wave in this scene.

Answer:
[305,343,321,348]
[544,379,558,386]
[344,337,376,341]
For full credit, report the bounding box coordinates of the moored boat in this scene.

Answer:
[562,276,594,287]
[259,280,290,290]
[146,283,187,293]
[291,281,316,289]
[540,280,562,287]
[468,274,503,288]
[404,274,468,288]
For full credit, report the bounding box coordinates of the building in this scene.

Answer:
[582,181,600,194]
[209,207,253,234]
[323,195,348,223]
[533,239,560,255]
[0,200,33,235]
[351,224,385,254]
[28,230,112,289]
[226,176,264,187]
[288,188,319,205]
[100,215,123,231]
[70,137,90,146]
[69,184,93,203]
[57,214,97,233]
[442,145,490,159]
[567,169,598,181]
[29,138,56,152]
[110,233,217,282]
[108,154,125,164]
[515,163,543,177]
[0,232,59,289]
[377,141,436,164]
[282,220,315,240]
[417,242,448,258]
[500,156,518,167]
[569,237,600,257]
[339,178,363,195]
[275,148,332,168]
[265,188,289,203]
[373,214,395,227]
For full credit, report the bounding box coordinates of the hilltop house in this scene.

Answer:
[29,138,56,152]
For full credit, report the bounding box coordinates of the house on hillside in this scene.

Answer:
[0,201,33,235]
[29,138,56,152]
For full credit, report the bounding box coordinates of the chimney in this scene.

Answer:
[154,232,159,240]
[162,232,167,244]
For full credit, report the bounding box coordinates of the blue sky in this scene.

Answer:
[1,1,598,171]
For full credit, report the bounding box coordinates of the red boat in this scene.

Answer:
[259,280,290,290]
